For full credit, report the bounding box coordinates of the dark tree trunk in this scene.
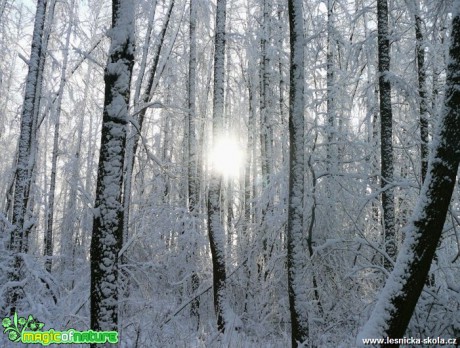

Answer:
[287,0,309,345]
[326,0,336,173]
[259,0,273,187]
[7,0,47,315]
[377,0,396,269]
[90,0,135,340]
[207,0,227,332]
[414,2,429,183]
[358,8,460,345]
[187,0,200,322]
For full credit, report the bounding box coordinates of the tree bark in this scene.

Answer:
[187,0,200,322]
[377,0,396,269]
[287,0,308,345]
[90,0,135,339]
[7,0,48,315]
[44,0,74,274]
[207,0,227,332]
[259,0,273,187]
[413,0,429,183]
[357,6,460,345]
[258,0,274,278]
[326,0,336,173]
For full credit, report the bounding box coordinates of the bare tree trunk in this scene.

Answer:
[207,0,227,332]
[357,7,460,344]
[259,0,273,187]
[287,0,308,344]
[244,65,256,229]
[90,0,135,340]
[187,0,200,323]
[44,0,74,274]
[277,4,286,173]
[257,0,274,278]
[61,67,88,289]
[122,0,173,253]
[377,0,396,269]
[326,0,336,173]
[412,0,429,183]
[363,3,380,228]
[7,0,48,315]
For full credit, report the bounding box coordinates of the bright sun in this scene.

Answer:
[210,136,245,178]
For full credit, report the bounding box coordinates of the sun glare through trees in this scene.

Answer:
[210,135,245,179]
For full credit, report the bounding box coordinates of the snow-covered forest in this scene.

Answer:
[1,0,460,346]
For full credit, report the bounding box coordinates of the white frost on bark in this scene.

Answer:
[287,0,308,345]
[207,0,228,332]
[90,0,135,335]
[357,1,460,342]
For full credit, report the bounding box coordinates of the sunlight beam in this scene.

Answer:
[210,136,245,179]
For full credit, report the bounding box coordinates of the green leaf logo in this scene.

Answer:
[2,313,45,342]
[1,318,11,329]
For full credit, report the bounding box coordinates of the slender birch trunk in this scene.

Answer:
[122,0,157,251]
[377,0,396,269]
[207,0,227,332]
[122,0,173,250]
[326,0,336,173]
[287,0,308,344]
[260,0,273,187]
[7,0,47,314]
[187,0,200,321]
[412,0,429,183]
[44,0,74,274]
